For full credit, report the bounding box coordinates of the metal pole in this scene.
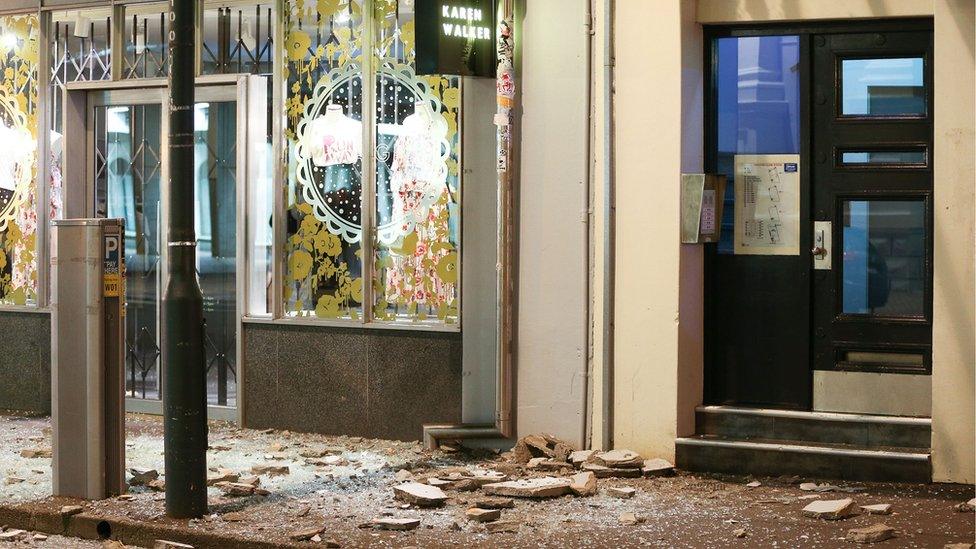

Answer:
[163,0,207,518]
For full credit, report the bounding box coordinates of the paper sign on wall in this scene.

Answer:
[734,154,800,255]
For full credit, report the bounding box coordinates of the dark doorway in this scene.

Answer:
[703,21,934,410]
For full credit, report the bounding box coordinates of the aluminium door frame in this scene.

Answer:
[80,79,247,423]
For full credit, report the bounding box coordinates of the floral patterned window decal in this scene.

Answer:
[0,14,39,306]
[284,0,365,320]
[284,0,461,325]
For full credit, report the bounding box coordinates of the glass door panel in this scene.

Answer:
[194,101,237,407]
[93,103,163,400]
[93,94,239,409]
[841,200,925,317]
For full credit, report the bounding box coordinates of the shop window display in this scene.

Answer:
[285,0,461,325]
[0,14,39,306]
[372,2,460,323]
[284,0,365,319]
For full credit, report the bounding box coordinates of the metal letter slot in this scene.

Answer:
[812,221,831,270]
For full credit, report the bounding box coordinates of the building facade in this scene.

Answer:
[0,0,971,484]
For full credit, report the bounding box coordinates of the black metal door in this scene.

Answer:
[811,29,934,375]
[704,32,812,410]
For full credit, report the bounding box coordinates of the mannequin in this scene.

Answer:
[388,100,450,228]
[383,100,455,314]
[302,103,362,167]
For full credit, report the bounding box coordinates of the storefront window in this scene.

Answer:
[714,35,800,254]
[0,14,40,306]
[284,0,365,319]
[201,3,274,75]
[371,3,460,324]
[49,9,111,298]
[122,4,169,79]
[284,0,462,325]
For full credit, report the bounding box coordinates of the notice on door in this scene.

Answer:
[734,154,800,256]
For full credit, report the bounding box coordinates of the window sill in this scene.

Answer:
[241,315,461,334]
[0,305,49,314]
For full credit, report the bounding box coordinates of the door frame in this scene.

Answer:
[702,18,935,411]
[65,76,249,423]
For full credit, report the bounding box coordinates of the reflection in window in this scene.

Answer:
[840,149,926,166]
[49,9,111,280]
[51,9,111,84]
[201,3,274,75]
[94,103,163,399]
[841,57,925,116]
[0,14,39,306]
[194,102,238,406]
[714,35,800,253]
[122,6,169,79]
[246,79,274,316]
[842,200,925,317]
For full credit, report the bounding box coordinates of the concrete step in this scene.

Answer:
[695,405,931,449]
[675,435,931,482]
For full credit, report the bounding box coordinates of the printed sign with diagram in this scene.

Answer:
[733,154,800,255]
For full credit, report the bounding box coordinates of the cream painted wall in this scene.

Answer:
[516,0,590,447]
[697,0,933,22]
[611,1,704,460]
[931,0,975,484]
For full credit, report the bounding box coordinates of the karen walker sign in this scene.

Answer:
[416,0,496,77]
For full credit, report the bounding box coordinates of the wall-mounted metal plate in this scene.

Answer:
[813,220,832,270]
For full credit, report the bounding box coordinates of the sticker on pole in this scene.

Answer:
[103,233,121,297]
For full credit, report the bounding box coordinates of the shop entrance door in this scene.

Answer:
[704,22,934,411]
[811,31,933,375]
[88,87,240,413]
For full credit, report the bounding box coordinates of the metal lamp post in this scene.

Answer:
[163,0,208,518]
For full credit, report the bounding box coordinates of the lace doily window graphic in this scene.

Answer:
[294,62,365,243]
[373,64,451,246]
[294,60,447,245]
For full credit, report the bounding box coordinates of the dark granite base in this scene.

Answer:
[242,323,462,441]
[0,312,51,415]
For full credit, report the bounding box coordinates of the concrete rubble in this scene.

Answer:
[608,486,637,499]
[0,417,970,548]
[569,471,597,496]
[846,523,896,543]
[393,481,449,507]
[618,512,644,525]
[127,468,159,487]
[468,496,515,509]
[483,477,573,498]
[465,507,501,522]
[484,520,520,533]
[59,504,84,516]
[802,498,857,520]
[289,526,324,541]
[860,503,892,515]
[371,518,421,531]
[588,449,643,469]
